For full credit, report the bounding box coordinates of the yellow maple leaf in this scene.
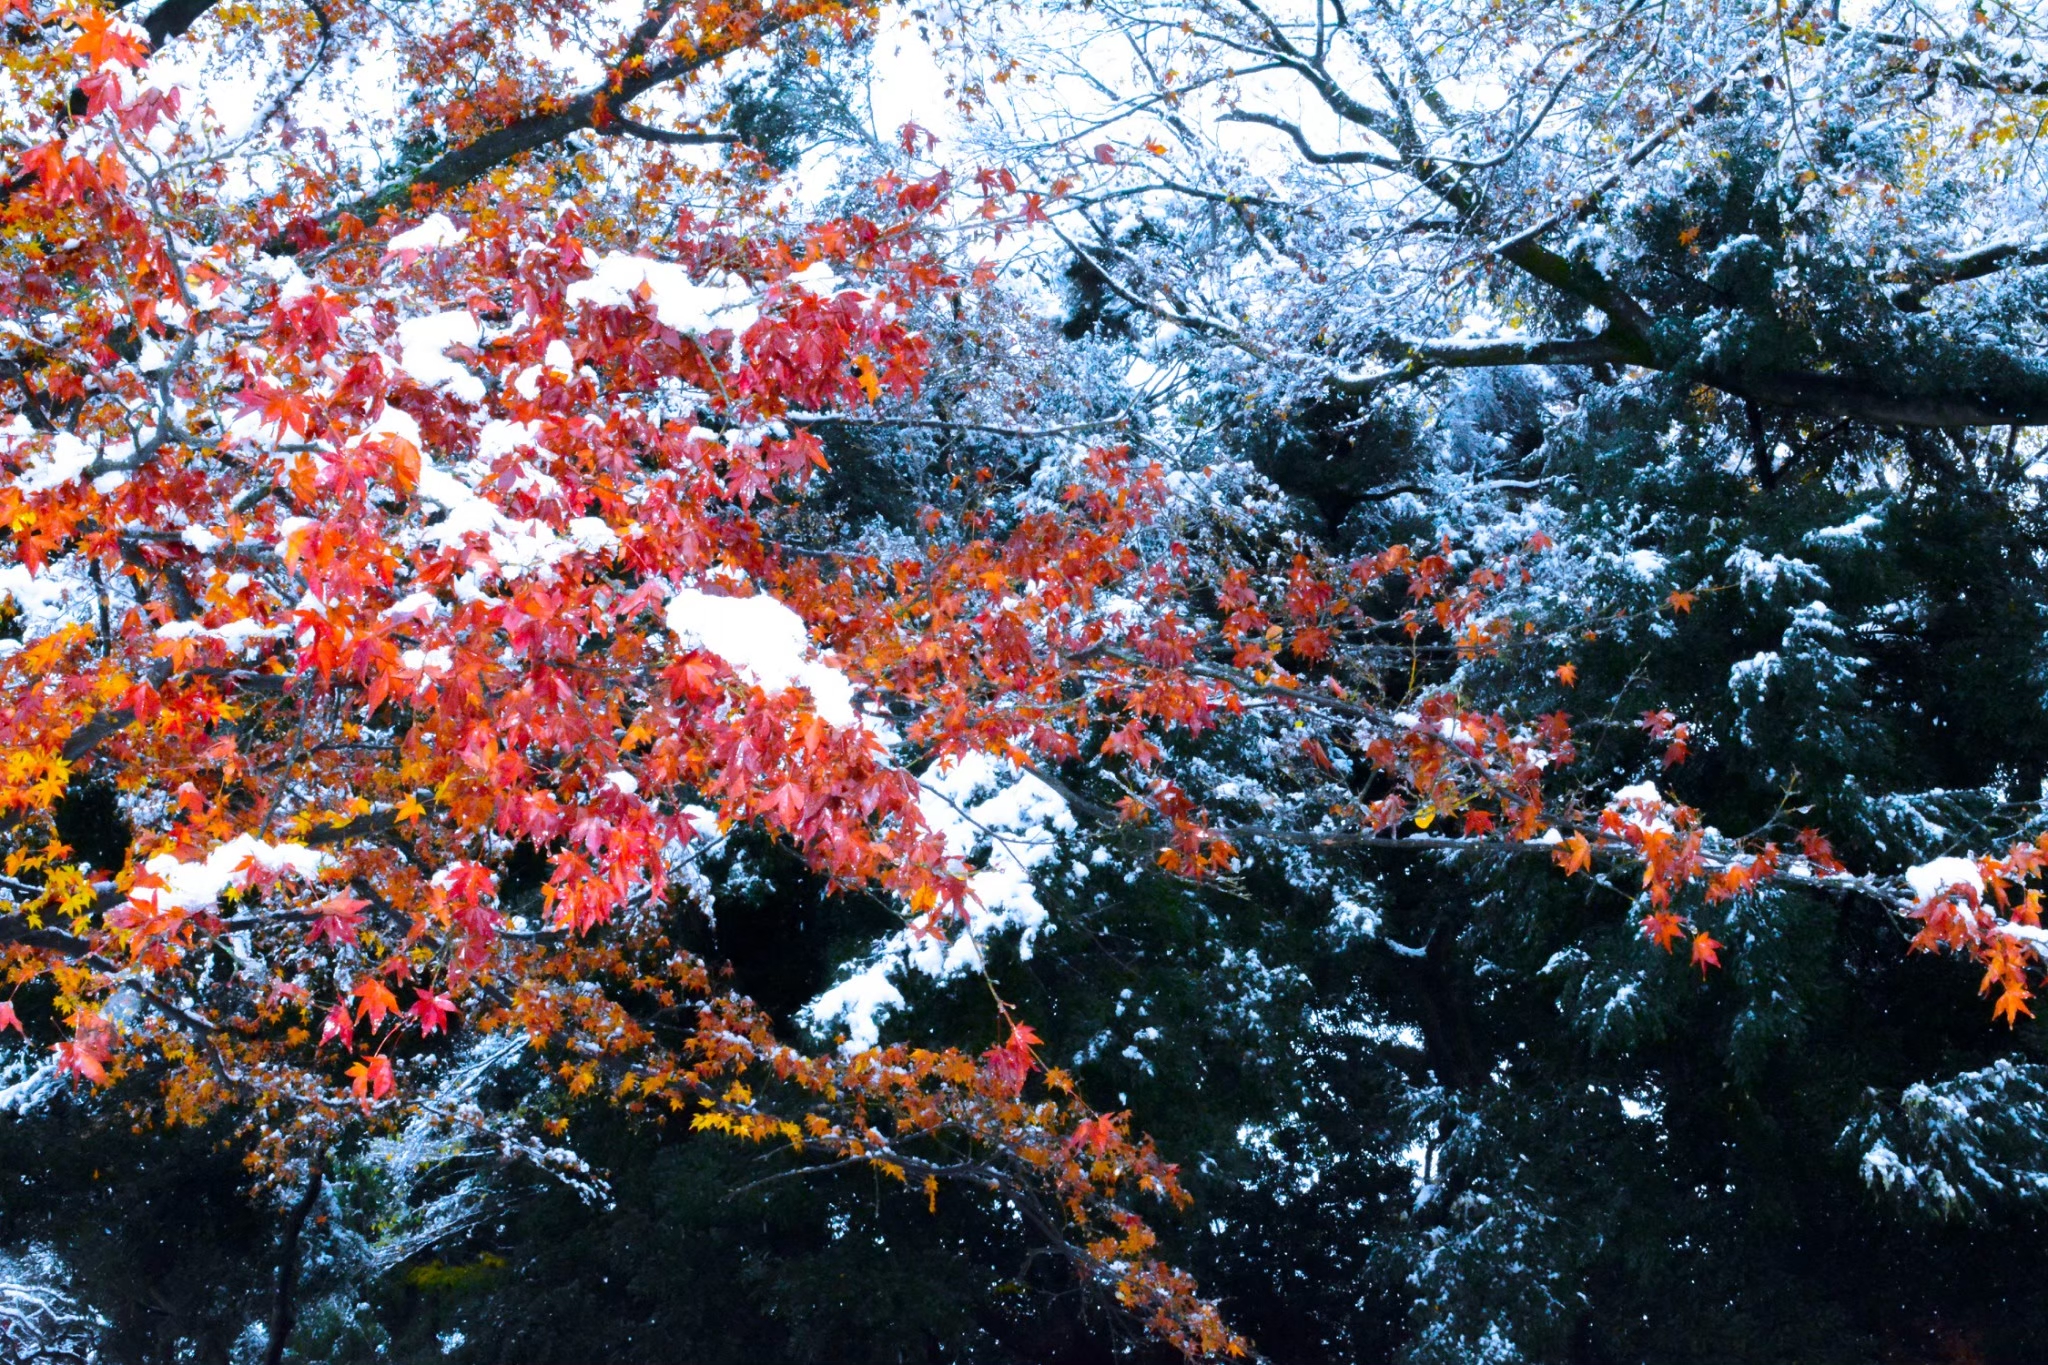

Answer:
[852,353,882,401]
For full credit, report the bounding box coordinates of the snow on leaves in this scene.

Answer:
[3,1,2048,1359]
[0,2,1248,1356]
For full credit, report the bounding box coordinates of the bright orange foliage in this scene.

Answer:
[2,3,2045,1358]
[0,1,1246,1354]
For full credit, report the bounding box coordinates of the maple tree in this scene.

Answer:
[0,1,1242,1357]
[7,0,2048,1359]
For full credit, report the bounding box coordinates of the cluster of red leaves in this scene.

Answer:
[0,6,1248,1356]
[1909,837,2048,1026]
[801,456,2048,1023]
[3,5,2047,1359]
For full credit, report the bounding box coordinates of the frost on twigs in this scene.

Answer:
[0,1245,103,1365]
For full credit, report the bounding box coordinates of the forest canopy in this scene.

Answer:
[3,0,2048,1361]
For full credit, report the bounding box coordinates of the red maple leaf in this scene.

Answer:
[56,1014,114,1085]
[1069,1110,1124,1155]
[348,1054,395,1104]
[410,991,459,1036]
[1796,827,1846,875]
[307,894,368,947]
[319,1002,354,1049]
[982,1021,1042,1096]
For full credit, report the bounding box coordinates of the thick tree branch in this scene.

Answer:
[1890,236,2048,311]
[1331,330,1636,393]
[1326,328,2048,427]
[114,0,225,48]
[59,663,289,763]
[0,919,94,956]
[790,411,1132,440]
[1853,25,2048,98]
[595,114,739,147]
[271,10,793,252]
[1711,365,2048,428]
[261,1153,325,1365]
[1217,111,1399,168]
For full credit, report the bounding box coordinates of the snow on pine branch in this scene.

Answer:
[805,753,1076,1050]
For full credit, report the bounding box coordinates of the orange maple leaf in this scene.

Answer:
[348,1054,395,1103]
[1640,910,1687,952]
[1690,932,1723,975]
[352,977,399,1028]
[1994,984,2034,1027]
[851,353,882,401]
[1552,832,1592,877]
[71,11,148,69]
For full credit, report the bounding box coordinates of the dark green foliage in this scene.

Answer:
[677,828,902,1026]
[15,98,2048,1365]
[720,33,867,172]
[53,779,131,880]
[1061,253,1140,342]
[0,1099,276,1365]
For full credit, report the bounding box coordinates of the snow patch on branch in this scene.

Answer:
[0,1049,59,1115]
[0,560,98,650]
[129,834,327,913]
[801,755,1075,1051]
[921,752,1077,943]
[801,968,906,1053]
[1805,510,1884,546]
[1612,780,1662,808]
[1725,546,1826,599]
[567,253,759,335]
[0,1243,103,1362]
[664,586,857,726]
[156,617,287,655]
[386,213,468,258]
[1728,650,1781,694]
[1904,856,1983,904]
[395,310,484,403]
[1621,548,1666,581]
[10,431,95,494]
[412,447,620,578]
